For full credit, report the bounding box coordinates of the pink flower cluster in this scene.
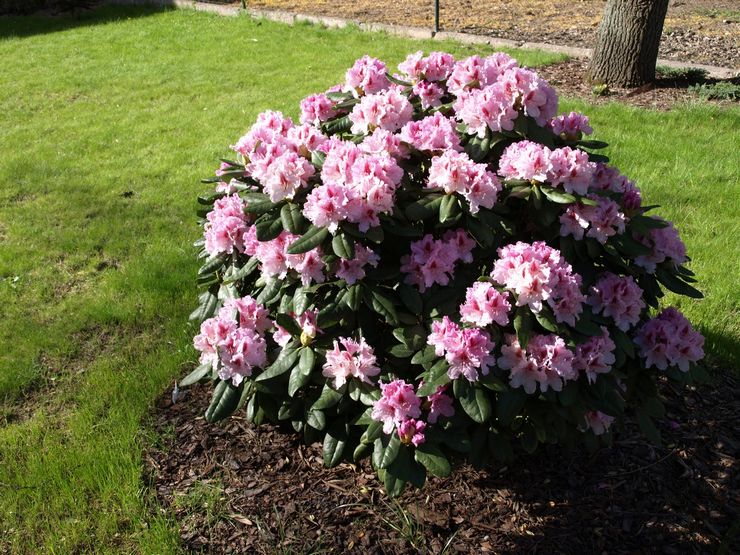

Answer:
[582,411,615,435]
[588,273,645,331]
[371,380,422,434]
[548,111,593,141]
[399,112,462,153]
[193,296,272,385]
[427,150,502,214]
[349,88,413,135]
[635,219,687,272]
[400,229,476,292]
[573,327,616,384]
[412,80,445,109]
[559,196,627,244]
[498,333,576,394]
[246,229,325,286]
[491,241,585,326]
[335,244,380,285]
[426,386,455,423]
[322,336,381,388]
[398,50,456,82]
[304,140,404,232]
[459,282,511,327]
[204,194,250,256]
[345,55,390,95]
[446,53,518,95]
[498,141,596,196]
[427,316,496,381]
[634,308,704,372]
[300,93,338,126]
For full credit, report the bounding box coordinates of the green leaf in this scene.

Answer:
[189,286,219,322]
[655,267,703,299]
[478,373,507,392]
[280,203,308,234]
[416,359,450,396]
[541,187,576,204]
[414,444,451,477]
[496,388,527,426]
[312,384,343,410]
[611,327,635,359]
[204,380,243,423]
[242,193,276,215]
[573,311,603,337]
[387,446,426,489]
[286,225,329,255]
[361,420,384,444]
[307,409,326,431]
[179,363,211,387]
[321,115,352,135]
[398,283,423,314]
[577,139,609,150]
[364,225,384,243]
[534,308,558,333]
[255,344,299,381]
[458,384,492,423]
[198,253,228,276]
[223,257,259,284]
[293,287,309,315]
[514,307,534,348]
[331,233,355,259]
[255,278,282,304]
[439,194,460,224]
[275,313,301,336]
[405,195,443,221]
[379,433,402,469]
[298,347,315,375]
[255,214,284,242]
[311,150,326,169]
[369,290,398,325]
[382,468,406,498]
[323,422,348,467]
[465,132,491,162]
[520,423,538,454]
[388,343,414,358]
[287,362,311,397]
[636,408,661,445]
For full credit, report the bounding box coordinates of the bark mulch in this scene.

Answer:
[144,368,739,554]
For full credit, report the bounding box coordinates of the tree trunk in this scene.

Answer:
[588,0,669,88]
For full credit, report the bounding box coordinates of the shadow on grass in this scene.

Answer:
[0,4,174,40]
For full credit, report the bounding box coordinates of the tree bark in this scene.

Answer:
[588,0,669,88]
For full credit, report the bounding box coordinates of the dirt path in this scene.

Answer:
[245,0,740,69]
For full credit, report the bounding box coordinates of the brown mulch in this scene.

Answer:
[144,368,739,554]
[536,58,739,110]
[246,0,740,70]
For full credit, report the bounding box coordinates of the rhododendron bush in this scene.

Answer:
[184,51,706,495]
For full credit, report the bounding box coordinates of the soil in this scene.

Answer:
[245,0,740,70]
[144,367,739,554]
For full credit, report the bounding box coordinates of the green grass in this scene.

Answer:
[0,5,737,554]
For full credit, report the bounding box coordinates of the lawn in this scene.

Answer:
[0,5,737,554]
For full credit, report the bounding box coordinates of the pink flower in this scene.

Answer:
[322,336,381,388]
[498,140,550,182]
[397,419,426,446]
[427,150,501,213]
[499,333,575,394]
[220,296,272,334]
[460,282,511,327]
[349,89,413,135]
[303,184,353,233]
[400,112,462,153]
[335,244,380,284]
[287,124,328,154]
[261,150,315,202]
[300,93,338,125]
[193,316,237,370]
[549,111,593,140]
[559,197,627,244]
[398,51,425,80]
[297,309,321,339]
[634,308,704,372]
[401,230,475,292]
[546,146,596,196]
[635,219,687,272]
[423,51,457,81]
[371,380,423,434]
[231,110,293,159]
[360,129,409,159]
[491,241,584,323]
[427,387,455,423]
[573,327,616,384]
[217,327,268,385]
[203,194,250,256]
[412,80,445,109]
[447,53,518,95]
[253,232,325,285]
[498,67,558,126]
[345,55,390,95]
[589,273,645,331]
[427,317,495,381]
[453,85,518,136]
[272,325,291,347]
[582,411,615,435]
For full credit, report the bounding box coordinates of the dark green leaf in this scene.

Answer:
[198,253,228,276]
[414,444,451,477]
[636,408,662,445]
[280,203,308,234]
[416,359,450,396]
[321,115,352,135]
[307,409,326,431]
[496,388,527,426]
[255,214,284,242]
[577,140,609,149]
[312,384,343,410]
[331,233,355,259]
[205,380,243,423]
[287,361,311,397]
[293,287,309,315]
[379,433,401,469]
[275,313,301,336]
[439,194,460,224]
[398,283,423,314]
[286,225,329,255]
[369,290,398,325]
[255,344,299,381]
[514,307,534,348]
[458,384,492,423]
[323,422,348,467]
[655,267,703,299]
[179,363,211,387]
[255,278,282,304]
[541,187,576,204]
[311,150,326,169]
[189,286,219,322]
[405,195,443,221]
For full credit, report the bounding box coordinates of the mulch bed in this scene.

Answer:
[144,367,738,554]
